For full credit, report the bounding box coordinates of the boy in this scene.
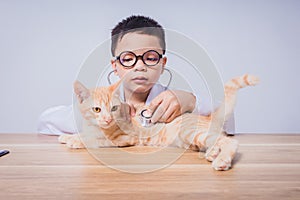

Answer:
[38,15,234,135]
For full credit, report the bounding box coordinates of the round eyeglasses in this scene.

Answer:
[115,50,163,68]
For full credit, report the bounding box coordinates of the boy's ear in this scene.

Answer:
[73,81,90,104]
[111,59,118,75]
[161,57,167,73]
[163,56,167,65]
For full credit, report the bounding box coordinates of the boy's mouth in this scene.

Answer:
[132,76,148,84]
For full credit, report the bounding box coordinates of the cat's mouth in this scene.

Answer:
[132,76,148,84]
[98,121,115,128]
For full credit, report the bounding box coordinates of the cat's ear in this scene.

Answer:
[74,81,90,104]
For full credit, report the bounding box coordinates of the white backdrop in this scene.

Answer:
[0,0,299,133]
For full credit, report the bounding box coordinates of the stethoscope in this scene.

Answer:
[140,109,152,127]
[107,68,173,127]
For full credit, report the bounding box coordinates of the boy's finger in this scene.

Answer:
[150,106,163,123]
[148,96,163,113]
[165,110,181,123]
[151,102,169,123]
[158,107,174,123]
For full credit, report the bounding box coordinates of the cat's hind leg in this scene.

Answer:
[205,145,221,162]
[209,137,239,171]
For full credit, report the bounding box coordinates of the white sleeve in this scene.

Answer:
[37,105,81,135]
[193,94,236,134]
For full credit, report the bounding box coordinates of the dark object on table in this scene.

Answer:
[0,149,9,157]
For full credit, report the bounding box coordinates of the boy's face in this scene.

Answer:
[111,32,167,95]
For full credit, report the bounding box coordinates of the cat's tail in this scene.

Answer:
[209,74,259,133]
[225,74,260,90]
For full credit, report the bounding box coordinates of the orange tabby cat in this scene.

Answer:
[59,74,259,170]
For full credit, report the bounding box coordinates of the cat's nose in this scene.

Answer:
[105,118,112,124]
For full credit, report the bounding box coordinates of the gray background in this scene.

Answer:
[0,0,299,133]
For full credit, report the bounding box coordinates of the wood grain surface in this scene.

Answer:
[0,133,299,200]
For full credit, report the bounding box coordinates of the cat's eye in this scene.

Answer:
[92,107,101,113]
[111,105,118,112]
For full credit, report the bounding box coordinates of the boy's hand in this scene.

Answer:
[149,90,196,123]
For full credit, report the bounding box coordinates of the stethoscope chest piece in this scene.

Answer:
[140,109,152,127]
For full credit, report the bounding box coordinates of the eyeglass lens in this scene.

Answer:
[119,50,161,67]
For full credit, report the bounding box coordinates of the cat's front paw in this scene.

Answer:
[66,135,85,149]
[58,134,85,149]
[212,155,232,171]
[58,134,73,144]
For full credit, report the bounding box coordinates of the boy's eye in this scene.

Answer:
[92,107,101,113]
[146,57,159,61]
[121,58,133,62]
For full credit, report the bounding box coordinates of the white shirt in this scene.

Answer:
[37,83,235,135]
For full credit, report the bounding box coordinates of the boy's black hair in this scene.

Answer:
[111,15,166,56]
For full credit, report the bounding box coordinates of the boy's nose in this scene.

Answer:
[133,59,147,71]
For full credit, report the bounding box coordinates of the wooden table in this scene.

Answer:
[0,133,299,200]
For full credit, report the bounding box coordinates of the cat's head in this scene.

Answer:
[74,81,117,129]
